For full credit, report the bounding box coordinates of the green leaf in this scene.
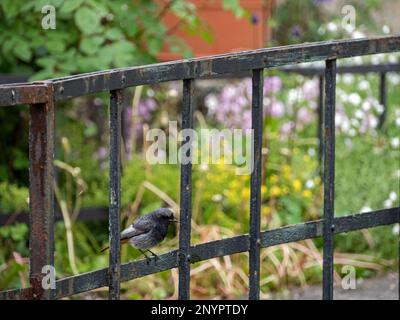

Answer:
[80,36,104,55]
[60,0,83,13]
[74,7,102,35]
[147,38,163,56]
[13,41,32,62]
[105,28,124,41]
[45,39,66,54]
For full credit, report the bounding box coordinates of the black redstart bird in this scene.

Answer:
[100,208,178,262]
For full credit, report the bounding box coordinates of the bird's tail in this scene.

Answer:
[100,238,129,253]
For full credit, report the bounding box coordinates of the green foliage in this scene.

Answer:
[0,0,242,79]
[0,182,28,214]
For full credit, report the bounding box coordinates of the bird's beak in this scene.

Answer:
[169,218,179,223]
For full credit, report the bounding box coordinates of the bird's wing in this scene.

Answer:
[120,220,151,240]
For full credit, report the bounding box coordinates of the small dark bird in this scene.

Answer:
[100,208,178,262]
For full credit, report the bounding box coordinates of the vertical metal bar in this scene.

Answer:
[108,89,123,300]
[178,79,194,300]
[317,75,324,172]
[249,68,264,300]
[29,84,55,300]
[323,59,336,300]
[378,72,387,129]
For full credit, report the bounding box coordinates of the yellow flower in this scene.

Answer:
[241,188,250,199]
[261,185,267,196]
[282,165,291,179]
[303,190,312,198]
[303,155,311,163]
[282,186,289,194]
[262,207,271,215]
[293,179,302,192]
[271,186,282,197]
[270,174,279,184]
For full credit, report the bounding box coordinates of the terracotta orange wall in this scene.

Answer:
[157,0,274,61]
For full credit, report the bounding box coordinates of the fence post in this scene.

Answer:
[108,89,123,299]
[249,69,264,300]
[322,59,336,300]
[28,83,55,300]
[178,78,194,300]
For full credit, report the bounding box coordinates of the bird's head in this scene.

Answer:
[154,208,179,224]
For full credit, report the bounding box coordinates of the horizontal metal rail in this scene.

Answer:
[0,36,398,106]
[1,208,398,300]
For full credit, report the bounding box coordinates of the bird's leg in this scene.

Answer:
[147,249,167,264]
[147,249,159,261]
[138,249,151,264]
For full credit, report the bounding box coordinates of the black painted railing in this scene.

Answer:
[0,35,399,300]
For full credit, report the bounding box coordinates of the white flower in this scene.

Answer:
[391,137,399,148]
[382,25,390,34]
[383,199,392,208]
[147,88,155,97]
[327,22,338,32]
[349,128,356,136]
[306,180,314,189]
[199,164,209,172]
[374,103,384,114]
[353,56,363,65]
[358,80,370,91]
[393,224,399,235]
[360,206,372,213]
[168,88,178,98]
[388,55,398,64]
[205,94,218,112]
[351,119,359,127]
[342,74,354,85]
[349,93,361,106]
[369,116,378,128]
[389,192,398,202]
[395,118,400,127]
[362,101,371,112]
[389,74,400,85]
[212,194,223,202]
[355,109,363,119]
[308,148,316,157]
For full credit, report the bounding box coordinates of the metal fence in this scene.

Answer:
[0,36,399,300]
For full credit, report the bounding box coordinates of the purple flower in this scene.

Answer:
[297,107,312,124]
[138,98,158,121]
[281,121,295,135]
[266,98,285,118]
[302,79,319,100]
[264,76,282,94]
[251,13,259,25]
[291,25,302,38]
[97,147,107,159]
